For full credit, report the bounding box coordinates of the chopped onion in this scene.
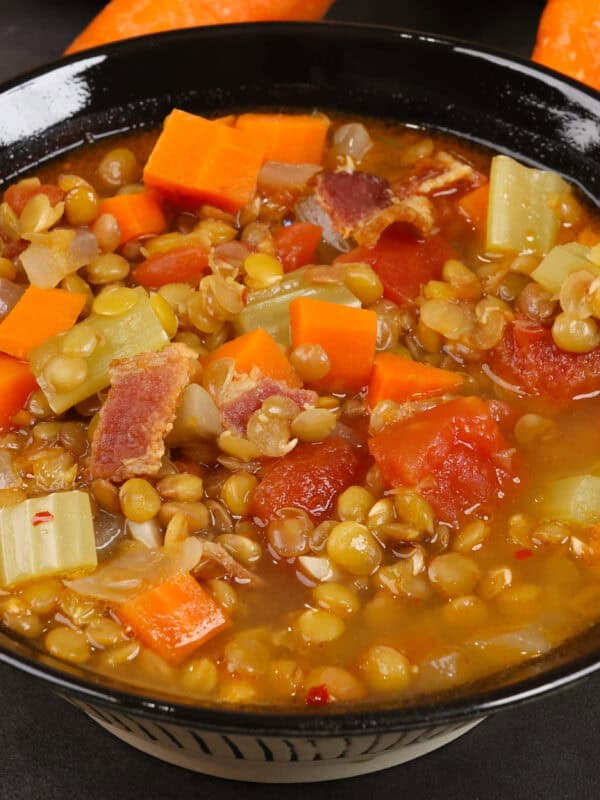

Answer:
[304,264,347,284]
[93,510,127,561]
[20,228,99,288]
[66,538,204,602]
[167,384,222,446]
[258,161,322,193]
[469,626,551,657]
[333,123,373,162]
[214,240,251,270]
[331,422,364,448]
[295,195,351,252]
[69,228,99,267]
[0,278,25,321]
[127,518,163,549]
[0,451,19,490]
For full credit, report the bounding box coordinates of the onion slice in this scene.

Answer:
[258,161,322,193]
[295,195,351,252]
[333,123,373,162]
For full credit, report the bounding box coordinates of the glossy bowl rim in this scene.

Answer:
[1,20,600,737]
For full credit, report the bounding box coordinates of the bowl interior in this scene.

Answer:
[1,21,600,734]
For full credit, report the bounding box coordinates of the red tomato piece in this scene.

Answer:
[274,222,322,272]
[132,246,210,288]
[368,397,519,524]
[305,685,330,706]
[334,224,457,305]
[489,320,600,403]
[249,437,360,522]
[4,183,64,215]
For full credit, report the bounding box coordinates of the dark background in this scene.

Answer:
[0,2,597,799]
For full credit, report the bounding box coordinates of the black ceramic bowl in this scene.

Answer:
[1,21,600,782]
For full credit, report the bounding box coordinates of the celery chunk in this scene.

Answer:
[486,155,570,256]
[531,243,600,295]
[542,474,600,526]
[234,269,360,347]
[0,490,97,589]
[29,287,169,413]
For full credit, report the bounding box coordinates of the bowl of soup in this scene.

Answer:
[1,21,600,783]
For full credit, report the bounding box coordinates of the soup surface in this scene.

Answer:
[1,110,600,708]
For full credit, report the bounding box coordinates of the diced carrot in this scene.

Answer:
[235,114,330,164]
[367,352,463,409]
[118,572,230,665]
[65,0,334,55]
[214,115,236,126]
[132,246,210,288]
[457,183,489,234]
[0,354,37,430]
[143,110,265,213]
[0,287,86,360]
[98,190,167,245]
[203,328,301,387]
[4,183,64,215]
[532,0,600,91]
[289,298,377,392]
[274,222,322,272]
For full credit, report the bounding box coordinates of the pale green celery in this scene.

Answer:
[486,155,570,256]
[542,474,600,526]
[0,490,97,589]
[233,270,360,347]
[530,243,600,295]
[29,287,169,414]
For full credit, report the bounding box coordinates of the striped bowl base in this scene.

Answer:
[68,697,483,782]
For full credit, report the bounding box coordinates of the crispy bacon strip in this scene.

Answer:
[314,170,435,246]
[353,195,435,247]
[394,152,483,199]
[89,343,197,482]
[315,171,391,237]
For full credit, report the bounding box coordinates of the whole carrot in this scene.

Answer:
[532,0,600,91]
[66,0,334,55]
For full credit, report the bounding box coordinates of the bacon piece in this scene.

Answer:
[89,343,197,482]
[315,171,391,237]
[314,171,435,247]
[220,377,317,435]
[394,152,483,199]
[354,195,435,247]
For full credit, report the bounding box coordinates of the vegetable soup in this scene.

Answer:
[1,110,600,707]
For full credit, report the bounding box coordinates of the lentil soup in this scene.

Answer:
[1,110,600,708]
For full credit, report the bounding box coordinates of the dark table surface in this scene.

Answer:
[0,1,597,798]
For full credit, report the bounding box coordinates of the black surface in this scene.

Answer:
[0,1,597,798]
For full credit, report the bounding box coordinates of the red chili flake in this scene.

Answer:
[305,684,330,707]
[514,548,534,560]
[32,511,54,526]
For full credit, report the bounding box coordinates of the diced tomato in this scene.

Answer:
[249,437,360,522]
[4,183,64,215]
[334,224,457,305]
[368,397,520,524]
[514,548,534,561]
[305,685,330,706]
[489,320,600,402]
[487,399,520,433]
[274,222,322,273]
[132,246,210,288]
